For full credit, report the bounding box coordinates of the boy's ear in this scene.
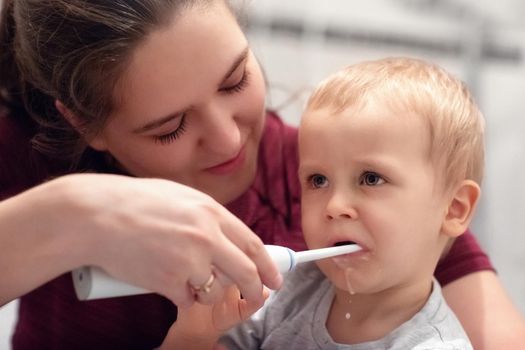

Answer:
[441,180,481,238]
[55,100,108,151]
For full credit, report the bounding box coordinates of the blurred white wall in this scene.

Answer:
[244,0,525,315]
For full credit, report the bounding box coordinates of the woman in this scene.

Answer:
[0,0,523,349]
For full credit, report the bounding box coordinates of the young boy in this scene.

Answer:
[162,57,483,349]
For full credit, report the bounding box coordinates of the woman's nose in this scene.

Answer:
[325,193,358,220]
[199,104,241,155]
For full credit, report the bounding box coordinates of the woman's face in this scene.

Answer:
[89,1,266,204]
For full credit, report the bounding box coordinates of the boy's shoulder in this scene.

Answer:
[386,279,473,350]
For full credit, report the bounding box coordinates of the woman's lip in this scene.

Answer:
[205,147,246,175]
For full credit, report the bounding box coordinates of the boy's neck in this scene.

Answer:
[326,278,433,344]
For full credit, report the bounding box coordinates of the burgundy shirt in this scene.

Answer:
[0,111,493,349]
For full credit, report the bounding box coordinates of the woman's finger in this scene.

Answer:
[187,268,226,305]
[216,207,283,290]
[208,236,265,304]
[237,286,270,321]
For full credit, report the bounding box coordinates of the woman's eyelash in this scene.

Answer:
[153,70,249,145]
[154,115,187,145]
[221,71,250,94]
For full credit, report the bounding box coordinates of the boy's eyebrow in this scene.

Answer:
[133,46,249,134]
[220,46,249,84]
[297,163,318,176]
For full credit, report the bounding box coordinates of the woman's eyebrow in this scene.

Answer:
[220,46,249,84]
[133,111,185,134]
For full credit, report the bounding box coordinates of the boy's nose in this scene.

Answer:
[325,193,358,220]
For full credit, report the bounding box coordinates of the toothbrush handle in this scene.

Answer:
[72,244,295,300]
[72,266,149,300]
[264,245,296,273]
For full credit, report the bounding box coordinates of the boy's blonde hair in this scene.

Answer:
[306,57,485,189]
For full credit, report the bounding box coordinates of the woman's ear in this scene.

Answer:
[55,100,108,151]
[441,180,481,238]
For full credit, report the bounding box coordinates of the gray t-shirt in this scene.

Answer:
[220,262,472,350]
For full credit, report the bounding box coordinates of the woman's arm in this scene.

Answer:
[0,174,282,307]
[0,176,86,305]
[442,270,525,350]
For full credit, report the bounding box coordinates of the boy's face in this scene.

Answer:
[298,104,451,294]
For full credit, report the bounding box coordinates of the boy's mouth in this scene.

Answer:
[333,240,357,247]
[330,240,364,268]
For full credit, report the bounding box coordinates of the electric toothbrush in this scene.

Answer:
[72,243,362,300]
[264,244,362,273]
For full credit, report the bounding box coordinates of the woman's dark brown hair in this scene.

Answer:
[0,0,209,166]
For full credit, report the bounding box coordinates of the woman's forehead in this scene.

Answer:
[112,0,246,122]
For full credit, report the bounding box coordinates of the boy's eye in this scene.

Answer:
[308,174,329,189]
[360,172,385,186]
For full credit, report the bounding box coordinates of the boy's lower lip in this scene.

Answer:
[205,147,246,175]
[331,250,366,268]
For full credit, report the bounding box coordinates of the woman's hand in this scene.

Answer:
[0,173,282,307]
[158,286,269,350]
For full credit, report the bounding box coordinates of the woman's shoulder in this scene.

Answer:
[0,109,33,147]
[435,230,494,286]
[257,110,301,209]
[226,110,305,249]
[264,110,298,156]
[263,110,298,143]
[257,110,299,184]
[0,110,54,199]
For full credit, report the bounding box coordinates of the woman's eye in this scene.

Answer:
[360,172,385,186]
[220,70,250,94]
[154,114,187,145]
[308,174,329,189]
